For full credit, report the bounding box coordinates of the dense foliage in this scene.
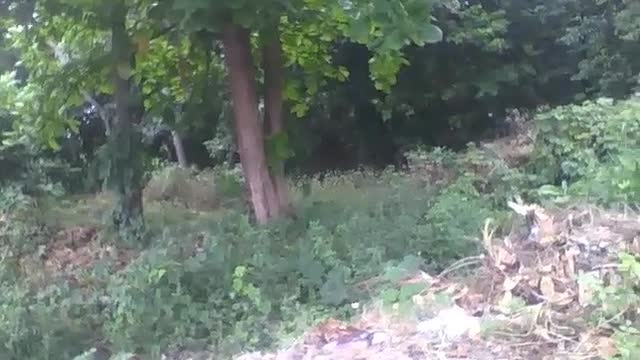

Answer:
[1,0,639,178]
[0,0,640,359]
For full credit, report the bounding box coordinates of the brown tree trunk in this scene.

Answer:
[110,0,145,239]
[172,130,188,167]
[262,31,291,214]
[222,23,281,224]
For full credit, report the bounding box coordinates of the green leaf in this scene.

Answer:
[381,288,399,304]
[382,29,407,51]
[349,18,370,44]
[398,254,423,272]
[47,137,61,151]
[399,283,427,301]
[383,254,423,282]
[423,24,443,43]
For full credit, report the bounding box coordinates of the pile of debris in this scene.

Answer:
[234,200,640,360]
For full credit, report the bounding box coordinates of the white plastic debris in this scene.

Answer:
[417,306,481,341]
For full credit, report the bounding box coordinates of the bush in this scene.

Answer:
[0,279,97,360]
[580,252,640,359]
[405,144,533,207]
[0,185,49,256]
[531,97,640,185]
[529,97,640,206]
[568,148,640,204]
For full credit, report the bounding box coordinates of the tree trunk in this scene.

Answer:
[222,23,281,224]
[172,130,188,167]
[262,31,291,214]
[109,0,145,240]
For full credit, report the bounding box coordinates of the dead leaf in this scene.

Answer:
[527,273,541,287]
[533,327,552,341]
[551,292,574,306]
[564,248,579,277]
[539,276,556,299]
[494,246,517,267]
[531,207,556,245]
[453,286,469,299]
[596,336,618,358]
[630,237,640,255]
[540,264,554,273]
[503,276,522,291]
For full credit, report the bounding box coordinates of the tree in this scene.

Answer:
[108,0,145,239]
[222,23,283,221]
[159,0,443,224]
[1,0,147,240]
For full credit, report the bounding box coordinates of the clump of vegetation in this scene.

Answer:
[531,98,640,185]
[532,97,640,206]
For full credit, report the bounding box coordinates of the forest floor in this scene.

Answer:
[36,192,636,359]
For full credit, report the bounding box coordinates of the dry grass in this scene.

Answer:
[143,166,221,212]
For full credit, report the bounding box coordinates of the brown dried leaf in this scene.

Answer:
[495,246,517,267]
[533,327,553,341]
[564,248,579,277]
[533,208,557,245]
[596,336,618,358]
[539,276,555,299]
[503,276,522,291]
[539,264,555,273]
[551,292,574,306]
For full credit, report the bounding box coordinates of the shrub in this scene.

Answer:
[579,252,640,359]
[531,97,640,185]
[405,144,533,207]
[0,185,49,256]
[568,148,640,204]
[0,263,97,359]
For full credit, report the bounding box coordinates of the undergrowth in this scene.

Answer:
[2,96,640,359]
[0,166,499,359]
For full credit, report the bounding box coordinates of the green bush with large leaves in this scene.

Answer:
[529,97,640,207]
[531,97,640,185]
